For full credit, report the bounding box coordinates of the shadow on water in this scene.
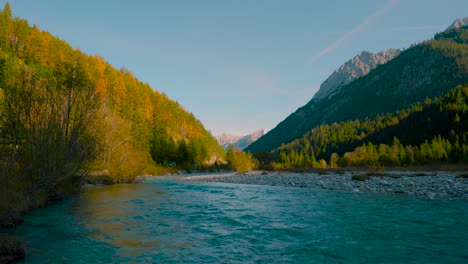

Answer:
[7,175,468,263]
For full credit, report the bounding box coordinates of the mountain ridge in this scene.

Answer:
[216,130,264,150]
[313,48,401,101]
[447,17,468,30]
[246,23,468,153]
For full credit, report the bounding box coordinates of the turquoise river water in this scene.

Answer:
[7,175,468,263]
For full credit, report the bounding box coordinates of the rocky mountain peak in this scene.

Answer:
[216,130,264,150]
[313,48,401,101]
[446,17,468,30]
[215,133,242,147]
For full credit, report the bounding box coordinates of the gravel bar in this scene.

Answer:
[181,171,468,200]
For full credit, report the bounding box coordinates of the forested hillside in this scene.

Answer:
[264,85,468,169]
[0,3,223,211]
[247,26,468,153]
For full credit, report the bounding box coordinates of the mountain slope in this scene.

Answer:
[313,49,401,101]
[270,84,468,168]
[247,25,468,153]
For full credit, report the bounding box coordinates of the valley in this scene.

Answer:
[0,2,467,263]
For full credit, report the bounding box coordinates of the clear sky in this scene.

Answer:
[4,0,467,135]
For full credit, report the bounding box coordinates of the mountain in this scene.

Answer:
[268,84,468,169]
[246,25,468,153]
[235,130,264,150]
[216,130,264,150]
[216,133,243,148]
[447,17,468,30]
[313,49,401,101]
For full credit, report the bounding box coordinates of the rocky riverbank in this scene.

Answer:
[182,171,468,199]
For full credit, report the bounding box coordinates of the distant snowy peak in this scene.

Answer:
[215,130,264,150]
[313,48,401,101]
[446,17,468,30]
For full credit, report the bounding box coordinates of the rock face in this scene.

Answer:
[446,17,468,30]
[216,130,264,150]
[234,130,264,150]
[215,133,242,149]
[313,48,401,101]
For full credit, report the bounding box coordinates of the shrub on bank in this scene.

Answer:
[225,147,258,173]
[352,174,370,181]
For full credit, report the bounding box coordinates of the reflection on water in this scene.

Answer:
[8,176,468,263]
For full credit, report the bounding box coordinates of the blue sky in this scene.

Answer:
[5,0,467,135]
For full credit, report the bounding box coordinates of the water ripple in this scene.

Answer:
[7,176,468,263]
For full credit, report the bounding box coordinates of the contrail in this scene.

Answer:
[311,0,399,62]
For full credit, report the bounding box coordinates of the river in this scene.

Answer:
[8,175,468,263]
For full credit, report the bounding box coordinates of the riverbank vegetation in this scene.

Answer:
[225,147,258,172]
